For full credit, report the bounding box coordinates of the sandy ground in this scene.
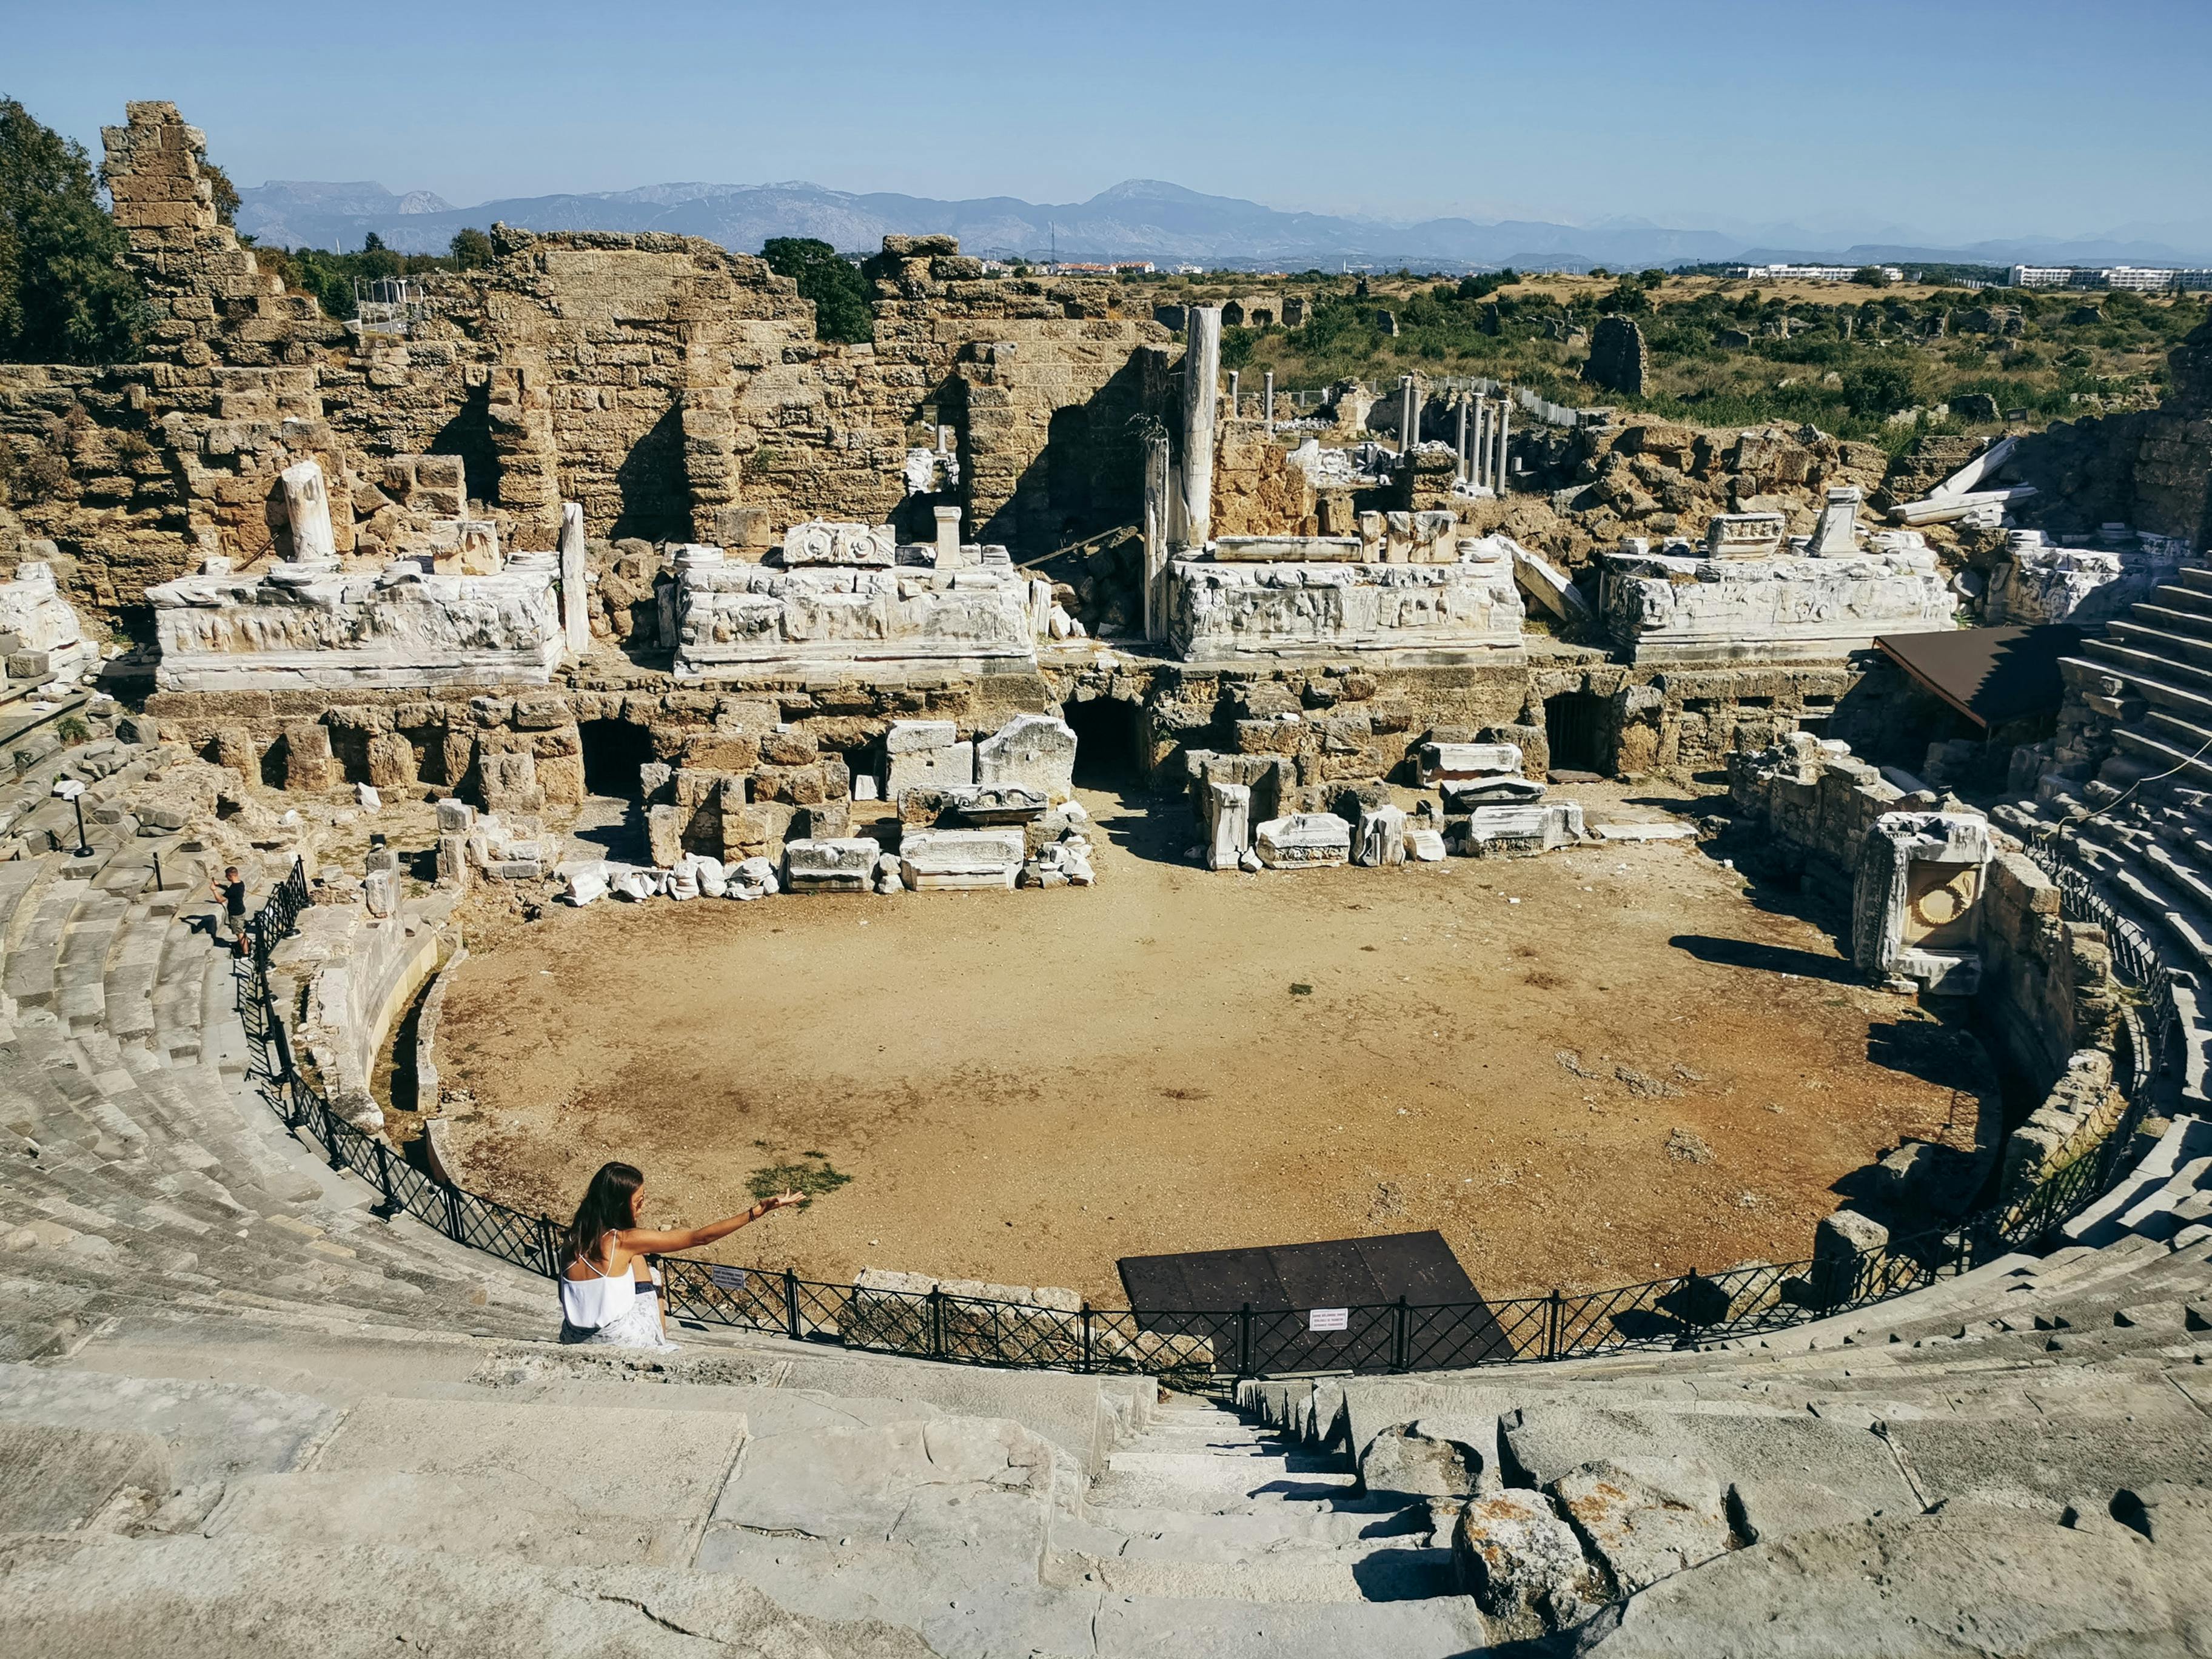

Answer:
[437,785,1985,1305]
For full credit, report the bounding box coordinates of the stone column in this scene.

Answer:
[1399,376,1418,456]
[1228,369,1240,416]
[1263,370,1275,435]
[279,460,337,565]
[1143,432,1172,641]
[1176,306,1222,551]
[1454,397,1470,485]
[1493,394,1510,498]
[1470,394,1489,489]
[557,500,590,658]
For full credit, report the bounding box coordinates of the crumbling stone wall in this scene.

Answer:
[0,102,1175,626]
[1583,315,1647,396]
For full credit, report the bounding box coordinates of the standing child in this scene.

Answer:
[213,866,247,957]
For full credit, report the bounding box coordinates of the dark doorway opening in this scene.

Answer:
[1544,691,1606,774]
[580,719,655,798]
[1062,696,1142,787]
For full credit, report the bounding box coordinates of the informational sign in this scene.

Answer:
[707,1265,749,1292]
[1307,1307,1349,1332]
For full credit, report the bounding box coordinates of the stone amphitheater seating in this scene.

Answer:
[2,733,2209,1655]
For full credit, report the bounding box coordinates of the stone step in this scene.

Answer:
[1050,1537,1458,1603]
[2066,1118,2212,1246]
[2079,637,2212,697]
[3,876,92,1011]
[2128,602,2212,647]
[2106,617,2212,674]
[2151,581,2212,618]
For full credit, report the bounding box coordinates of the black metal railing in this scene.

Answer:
[230,850,2175,1381]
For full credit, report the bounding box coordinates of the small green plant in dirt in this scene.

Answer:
[747,1151,853,1202]
[56,714,89,744]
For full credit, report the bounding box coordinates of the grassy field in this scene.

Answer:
[1115,269,2204,447]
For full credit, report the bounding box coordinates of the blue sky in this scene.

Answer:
[7,0,2209,244]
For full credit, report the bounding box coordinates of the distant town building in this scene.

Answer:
[1724,263,1904,284]
[2007,264,2202,292]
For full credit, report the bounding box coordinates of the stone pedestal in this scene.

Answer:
[148,562,565,692]
[1203,780,1252,870]
[1165,553,1525,663]
[1851,810,1992,994]
[1596,541,1953,664]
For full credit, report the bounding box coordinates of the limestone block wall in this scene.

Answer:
[1729,735,2120,1092]
[4,103,1178,631]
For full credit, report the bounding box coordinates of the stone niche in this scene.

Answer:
[1164,538,1525,663]
[672,523,1036,674]
[147,561,564,692]
[1596,534,1953,665]
[1851,810,1994,994]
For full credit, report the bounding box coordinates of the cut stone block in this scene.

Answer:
[1255,813,1352,868]
[974,714,1077,803]
[899,828,1024,891]
[1418,742,1522,783]
[782,837,880,893]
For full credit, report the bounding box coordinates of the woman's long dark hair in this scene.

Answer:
[565,1161,643,1268]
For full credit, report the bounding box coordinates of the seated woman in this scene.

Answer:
[558,1161,804,1349]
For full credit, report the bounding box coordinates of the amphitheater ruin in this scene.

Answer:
[1,99,2211,1655]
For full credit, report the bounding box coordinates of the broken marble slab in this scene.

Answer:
[1255,813,1353,868]
[974,713,1077,802]
[898,828,1025,891]
[949,783,1049,825]
[1417,742,1523,784]
[1441,776,1547,808]
[1452,801,1584,854]
[1407,827,1448,862]
[1356,803,1407,867]
[783,837,881,893]
[1592,820,1697,842]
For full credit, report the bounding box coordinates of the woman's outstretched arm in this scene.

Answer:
[617,1191,805,1255]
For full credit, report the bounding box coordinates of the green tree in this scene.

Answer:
[449,227,493,269]
[1851,266,1892,287]
[0,96,150,364]
[1840,358,1924,416]
[198,155,239,226]
[761,236,872,344]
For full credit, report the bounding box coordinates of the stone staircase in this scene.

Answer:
[3,732,2210,1654]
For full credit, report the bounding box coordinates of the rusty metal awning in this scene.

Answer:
[1875,624,2084,731]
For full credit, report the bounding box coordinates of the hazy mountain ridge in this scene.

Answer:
[235,176,2212,271]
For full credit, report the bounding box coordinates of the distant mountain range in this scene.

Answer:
[235,176,2212,272]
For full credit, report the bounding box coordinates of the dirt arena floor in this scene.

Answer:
[436,785,1989,1305]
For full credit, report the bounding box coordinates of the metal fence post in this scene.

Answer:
[1081,1304,1093,1373]
[929,1288,945,1360]
[537,1216,560,1278]
[1238,1303,1253,1378]
[783,1269,802,1339]
[1546,1289,1564,1360]
[370,1138,398,1217]
[1392,1296,1409,1373]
